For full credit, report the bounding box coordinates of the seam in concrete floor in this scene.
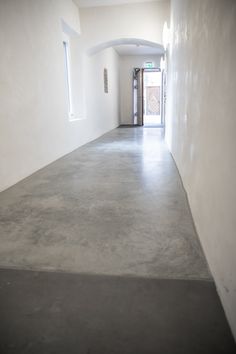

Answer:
[0,264,214,282]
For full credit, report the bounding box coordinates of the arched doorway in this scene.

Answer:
[87,38,166,127]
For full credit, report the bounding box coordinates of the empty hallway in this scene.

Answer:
[1,0,236,351]
[0,127,235,353]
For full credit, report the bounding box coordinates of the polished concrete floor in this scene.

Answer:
[0,127,235,353]
[0,269,235,354]
[0,128,210,279]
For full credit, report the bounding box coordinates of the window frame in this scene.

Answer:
[62,33,74,120]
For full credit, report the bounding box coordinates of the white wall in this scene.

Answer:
[79,1,170,51]
[79,0,169,126]
[119,55,161,124]
[166,0,236,339]
[0,0,170,192]
[0,0,120,192]
[85,47,120,137]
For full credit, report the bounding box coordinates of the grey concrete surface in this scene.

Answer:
[0,269,235,354]
[0,127,211,279]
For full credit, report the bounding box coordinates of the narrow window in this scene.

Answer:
[63,40,73,117]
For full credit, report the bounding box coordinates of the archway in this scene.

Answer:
[87,38,165,56]
[87,37,165,127]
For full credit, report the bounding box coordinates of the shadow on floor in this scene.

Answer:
[0,268,235,354]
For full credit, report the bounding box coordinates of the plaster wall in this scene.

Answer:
[119,55,161,124]
[79,1,170,51]
[166,0,236,338]
[0,0,119,192]
[84,47,120,138]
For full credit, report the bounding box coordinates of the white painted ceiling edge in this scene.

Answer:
[87,38,165,56]
[75,0,165,8]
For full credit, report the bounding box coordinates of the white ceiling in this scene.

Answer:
[74,0,162,8]
[114,44,163,56]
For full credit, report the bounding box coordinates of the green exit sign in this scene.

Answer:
[144,61,154,68]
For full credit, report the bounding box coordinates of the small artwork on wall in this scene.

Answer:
[104,68,108,93]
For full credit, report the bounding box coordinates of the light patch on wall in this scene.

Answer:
[61,18,85,121]
[63,37,73,118]
[104,68,108,93]
[162,21,170,50]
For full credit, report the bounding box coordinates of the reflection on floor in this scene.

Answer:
[0,127,235,353]
[143,114,162,125]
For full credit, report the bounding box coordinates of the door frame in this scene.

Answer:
[142,67,163,126]
[133,68,144,126]
[133,67,164,126]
